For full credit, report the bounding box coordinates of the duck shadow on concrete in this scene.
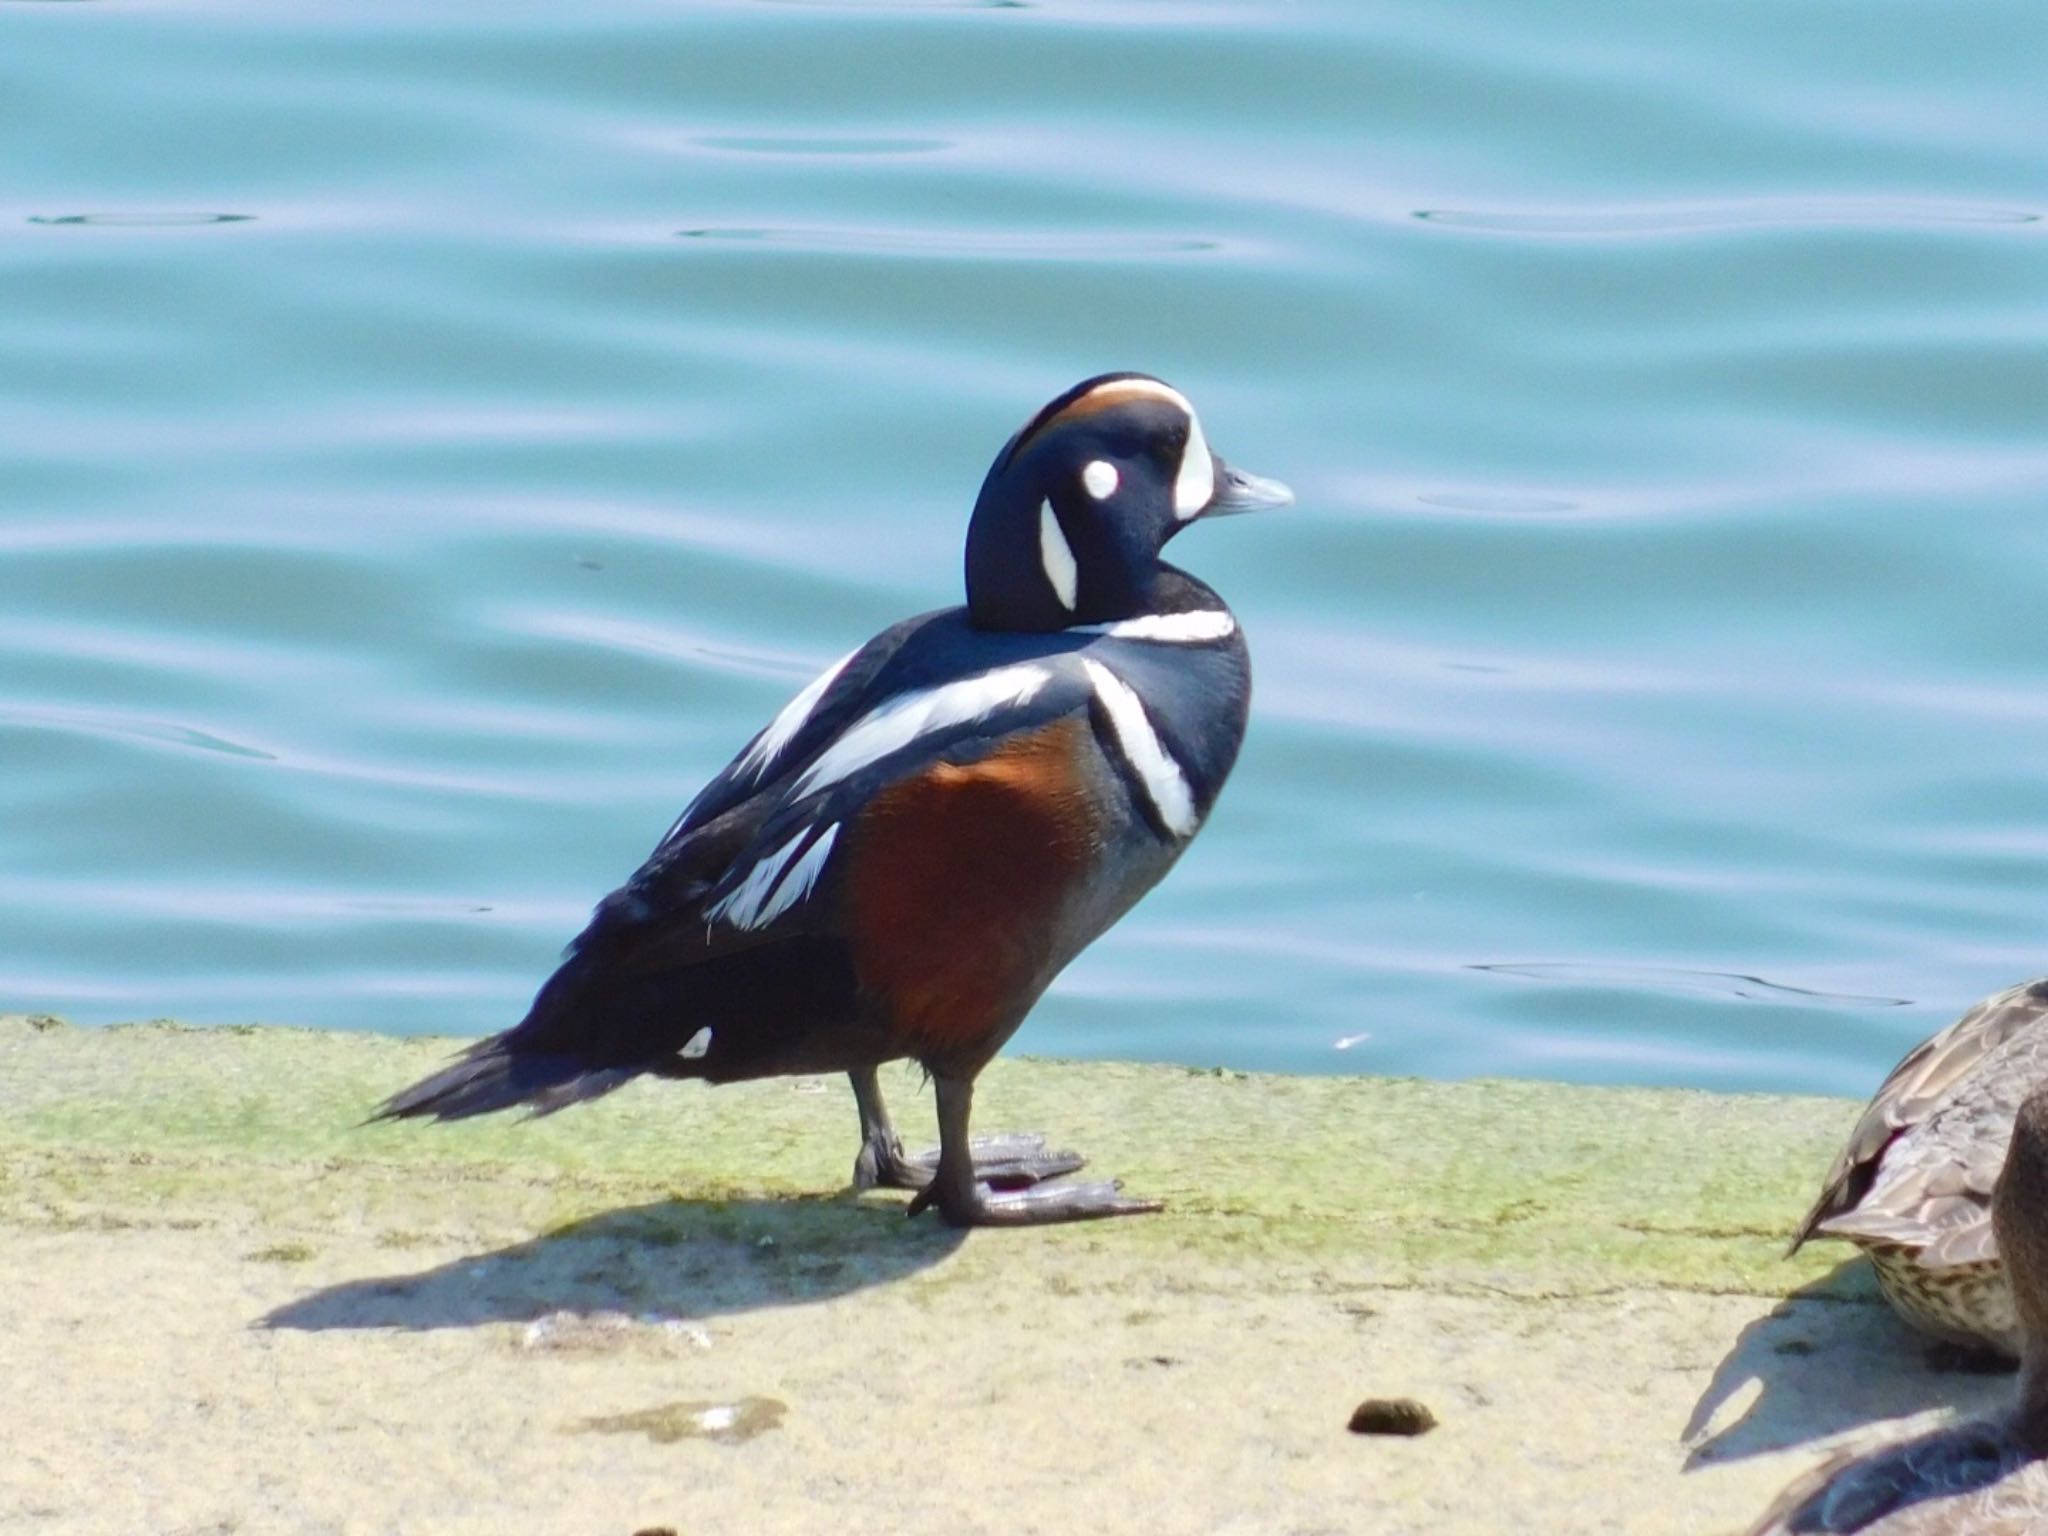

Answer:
[1682,1257,2013,1467]
[261,1193,965,1333]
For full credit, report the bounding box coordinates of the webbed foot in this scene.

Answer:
[908,1176,1163,1227]
[854,1130,1084,1192]
[892,1073,1162,1227]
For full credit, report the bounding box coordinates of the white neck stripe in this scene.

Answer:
[1038,501,1078,611]
[1082,658,1197,838]
[1069,610,1235,644]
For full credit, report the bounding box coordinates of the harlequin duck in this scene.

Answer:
[375,373,1291,1227]
[1791,978,2048,1358]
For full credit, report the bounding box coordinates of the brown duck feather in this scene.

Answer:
[1750,1080,2048,1532]
[1794,980,2048,1261]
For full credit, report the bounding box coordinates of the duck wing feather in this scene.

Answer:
[1792,981,2048,1258]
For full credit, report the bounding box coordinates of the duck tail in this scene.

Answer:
[369,1036,641,1124]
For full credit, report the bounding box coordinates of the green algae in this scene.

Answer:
[0,1014,1864,1299]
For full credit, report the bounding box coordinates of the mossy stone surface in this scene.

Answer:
[0,1013,1862,1298]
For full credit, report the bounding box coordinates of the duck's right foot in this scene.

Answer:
[853,1130,1084,1192]
[907,1176,1164,1227]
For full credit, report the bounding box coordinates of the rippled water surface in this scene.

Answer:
[6,0,2047,1095]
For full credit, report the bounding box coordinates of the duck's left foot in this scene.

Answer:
[908,1177,1164,1227]
[854,1131,1084,1192]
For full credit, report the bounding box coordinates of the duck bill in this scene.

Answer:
[1203,459,1294,518]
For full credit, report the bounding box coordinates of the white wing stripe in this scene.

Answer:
[1082,659,1197,837]
[755,822,840,929]
[793,664,1054,798]
[738,647,858,782]
[706,827,808,929]
[1069,610,1234,644]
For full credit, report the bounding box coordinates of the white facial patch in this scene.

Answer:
[1071,610,1236,644]
[679,1027,712,1059]
[1082,459,1119,500]
[707,822,840,931]
[1081,658,1197,837]
[1038,501,1078,610]
[1173,409,1215,519]
[793,664,1054,799]
[737,648,857,782]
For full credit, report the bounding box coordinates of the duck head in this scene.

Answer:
[964,373,1292,632]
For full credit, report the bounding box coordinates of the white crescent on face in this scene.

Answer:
[1044,378,1214,520]
[1038,500,1078,610]
[1172,405,1214,519]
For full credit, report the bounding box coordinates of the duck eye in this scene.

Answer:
[1081,459,1119,500]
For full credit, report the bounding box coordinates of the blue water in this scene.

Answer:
[6,0,2047,1096]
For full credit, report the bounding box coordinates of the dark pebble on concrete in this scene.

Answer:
[1348,1397,1438,1436]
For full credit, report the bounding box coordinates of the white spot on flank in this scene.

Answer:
[1081,658,1197,837]
[737,648,857,782]
[1173,409,1215,519]
[1070,610,1235,644]
[680,1026,713,1059]
[1082,459,1119,499]
[793,665,1054,797]
[1038,501,1078,610]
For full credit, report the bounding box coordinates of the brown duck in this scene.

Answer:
[1792,980,2048,1358]
[1748,1078,2048,1533]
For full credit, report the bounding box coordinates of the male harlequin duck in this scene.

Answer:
[1791,979,2048,1358]
[376,373,1291,1227]
[1749,1080,2048,1534]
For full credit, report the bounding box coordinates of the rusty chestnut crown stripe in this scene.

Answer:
[1003,376,1199,468]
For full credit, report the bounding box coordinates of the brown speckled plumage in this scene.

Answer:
[1750,1083,2048,1533]
[1792,979,2048,1358]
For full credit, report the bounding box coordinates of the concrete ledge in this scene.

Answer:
[0,1016,2007,1535]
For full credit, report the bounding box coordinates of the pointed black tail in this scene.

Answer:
[370,1037,642,1123]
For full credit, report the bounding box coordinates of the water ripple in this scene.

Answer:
[1472,962,1911,1009]
[28,212,256,228]
[3,706,277,762]
[674,224,1224,259]
[689,134,952,157]
[1415,200,2041,237]
[1419,490,1581,517]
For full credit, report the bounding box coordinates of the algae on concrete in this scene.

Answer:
[5,1014,1954,1536]
[0,1012,1859,1295]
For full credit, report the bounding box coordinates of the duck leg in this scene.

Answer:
[905,1074,1162,1227]
[849,1065,1084,1192]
